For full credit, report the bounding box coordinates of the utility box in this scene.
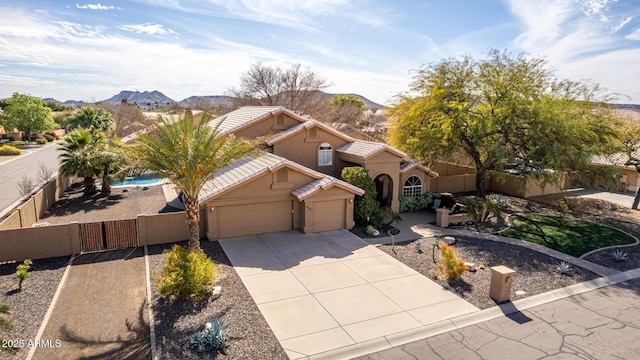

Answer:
[490,265,516,302]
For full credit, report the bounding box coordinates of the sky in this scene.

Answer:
[1,0,639,105]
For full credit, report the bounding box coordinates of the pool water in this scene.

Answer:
[110,174,164,187]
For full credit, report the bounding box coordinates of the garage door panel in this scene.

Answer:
[313,200,345,232]
[218,201,292,238]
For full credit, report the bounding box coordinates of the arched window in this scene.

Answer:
[403,176,422,197]
[318,143,333,166]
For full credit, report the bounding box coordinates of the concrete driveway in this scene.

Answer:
[566,188,637,208]
[219,230,479,359]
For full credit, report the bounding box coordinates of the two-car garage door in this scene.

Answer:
[216,200,293,238]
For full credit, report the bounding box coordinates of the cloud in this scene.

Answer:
[626,27,640,40]
[119,23,178,36]
[76,3,120,10]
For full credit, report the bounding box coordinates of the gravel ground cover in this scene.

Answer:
[148,241,288,360]
[0,256,69,360]
[378,237,599,310]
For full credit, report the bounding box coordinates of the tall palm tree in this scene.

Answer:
[58,128,103,194]
[126,112,256,250]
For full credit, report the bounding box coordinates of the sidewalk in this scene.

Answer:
[355,268,640,359]
[29,248,150,360]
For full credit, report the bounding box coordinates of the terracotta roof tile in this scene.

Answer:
[336,140,405,159]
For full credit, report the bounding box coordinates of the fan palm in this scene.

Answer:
[58,128,103,194]
[126,112,256,251]
[67,107,114,134]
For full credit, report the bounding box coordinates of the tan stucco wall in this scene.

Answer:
[362,151,403,212]
[274,126,351,177]
[0,222,81,262]
[138,210,206,246]
[434,162,475,176]
[204,168,316,239]
[233,113,302,139]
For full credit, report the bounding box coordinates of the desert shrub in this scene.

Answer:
[365,225,378,236]
[35,138,47,145]
[439,193,456,209]
[16,259,32,289]
[463,197,501,230]
[435,243,466,280]
[399,192,436,212]
[0,145,21,156]
[43,133,54,142]
[155,245,216,301]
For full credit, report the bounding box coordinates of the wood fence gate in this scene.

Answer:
[80,219,139,252]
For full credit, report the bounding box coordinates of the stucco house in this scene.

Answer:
[198,106,437,240]
[591,151,640,192]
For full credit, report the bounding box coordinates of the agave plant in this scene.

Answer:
[183,318,229,354]
[612,249,629,262]
[556,261,572,275]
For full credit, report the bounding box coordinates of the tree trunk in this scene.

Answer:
[83,176,96,195]
[101,164,111,194]
[475,171,486,198]
[183,195,201,251]
[633,189,640,210]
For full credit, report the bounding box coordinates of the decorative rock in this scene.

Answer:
[515,290,526,296]
[464,262,476,272]
[212,285,222,299]
[443,236,456,245]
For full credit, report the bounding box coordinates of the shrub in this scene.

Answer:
[0,145,21,156]
[435,243,466,280]
[613,249,628,262]
[184,318,229,354]
[43,133,54,142]
[365,225,378,236]
[155,245,216,301]
[35,138,47,145]
[439,193,456,209]
[555,261,572,275]
[399,192,436,212]
[16,259,32,289]
[341,167,381,224]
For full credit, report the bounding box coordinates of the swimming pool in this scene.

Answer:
[110,174,165,187]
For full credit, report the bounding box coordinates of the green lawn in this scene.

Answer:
[501,214,635,257]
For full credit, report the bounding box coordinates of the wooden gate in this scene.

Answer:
[80,219,139,252]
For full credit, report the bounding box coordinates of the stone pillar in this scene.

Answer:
[435,208,450,228]
[489,265,516,302]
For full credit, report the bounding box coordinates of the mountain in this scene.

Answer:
[41,90,386,110]
[179,95,236,108]
[102,90,175,106]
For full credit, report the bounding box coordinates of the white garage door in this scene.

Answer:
[217,201,293,238]
[312,200,346,232]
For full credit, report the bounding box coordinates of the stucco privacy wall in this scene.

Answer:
[0,222,81,262]
[0,210,206,262]
[0,174,74,230]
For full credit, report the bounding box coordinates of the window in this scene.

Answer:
[403,176,422,197]
[318,143,333,166]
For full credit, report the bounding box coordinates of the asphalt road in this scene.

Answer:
[0,143,60,215]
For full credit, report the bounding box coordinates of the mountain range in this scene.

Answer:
[44,90,385,111]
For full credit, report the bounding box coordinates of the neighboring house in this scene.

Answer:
[199,106,437,240]
[591,151,640,192]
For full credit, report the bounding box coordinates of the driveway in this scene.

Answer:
[566,188,637,208]
[219,230,479,359]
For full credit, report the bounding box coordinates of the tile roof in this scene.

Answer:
[206,106,287,135]
[199,152,363,202]
[291,177,364,200]
[400,159,439,177]
[336,140,406,159]
[591,151,640,168]
[265,119,354,146]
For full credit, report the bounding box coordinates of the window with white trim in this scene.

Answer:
[403,176,422,197]
[318,143,333,166]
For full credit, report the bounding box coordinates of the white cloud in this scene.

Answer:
[76,3,120,10]
[626,27,640,40]
[119,23,178,36]
[578,0,616,16]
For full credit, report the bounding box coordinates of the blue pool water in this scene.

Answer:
[111,174,163,187]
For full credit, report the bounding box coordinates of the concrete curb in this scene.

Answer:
[310,267,640,360]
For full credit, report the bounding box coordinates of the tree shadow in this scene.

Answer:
[58,299,150,360]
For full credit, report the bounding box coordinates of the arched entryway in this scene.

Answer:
[374,173,393,208]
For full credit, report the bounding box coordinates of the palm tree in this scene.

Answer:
[58,128,103,194]
[67,107,114,134]
[126,112,256,250]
